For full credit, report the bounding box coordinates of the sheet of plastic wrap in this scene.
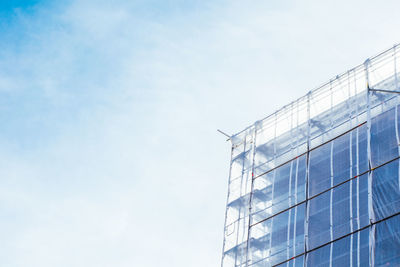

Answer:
[221,45,400,267]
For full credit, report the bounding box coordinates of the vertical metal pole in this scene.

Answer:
[287,161,293,261]
[349,130,354,267]
[329,81,334,267]
[245,126,258,267]
[268,114,278,262]
[365,58,375,267]
[287,104,294,261]
[395,102,400,193]
[395,44,399,90]
[365,59,372,221]
[293,157,299,266]
[221,144,235,267]
[235,138,247,266]
[304,92,311,267]
[241,140,251,265]
[348,71,354,267]
[293,101,300,267]
[329,140,334,267]
[392,45,400,193]
[354,69,361,267]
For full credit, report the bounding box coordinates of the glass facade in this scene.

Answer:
[222,45,400,266]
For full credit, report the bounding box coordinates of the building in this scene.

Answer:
[221,45,400,266]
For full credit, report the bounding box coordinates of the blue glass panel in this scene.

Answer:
[351,229,370,267]
[356,124,369,175]
[294,155,307,206]
[309,142,331,197]
[249,204,305,266]
[270,211,290,264]
[332,234,350,266]
[276,254,304,267]
[333,133,350,185]
[332,183,350,239]
[306,228,369,267]
[359,228,370,266]
[273,163,292,214]
[351,125,368,177]
[293,204,305,257]
[308,191,330,250]
[371,107,398,167]
[308,175,368,249]
[272,155,307,216]
[355,174,369,228]
[306,241,330,267]
[375,214,400,266]
[372,159,400,221]
[310,125,366,198]
[251,155,307,224]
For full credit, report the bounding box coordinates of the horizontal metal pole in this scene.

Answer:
[369,88,400,94]
[217,129,231,141]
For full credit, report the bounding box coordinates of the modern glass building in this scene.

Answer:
[221,45,400,267]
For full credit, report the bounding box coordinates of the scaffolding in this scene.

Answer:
[222,44,400,266]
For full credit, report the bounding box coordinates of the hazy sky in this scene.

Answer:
[0,1,399,266]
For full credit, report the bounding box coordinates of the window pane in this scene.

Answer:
[372,159,400,221]
[276,255,304,267]
[309,142,331,197]
[375,214,400,266]
[333,133,350,185]
[251,155,306,224]
[308,175,368,249]
[309,126,366,198]
[306,228,369,267]
[308,190,330,250]
[371,107,398,167]
[249,204,305,266]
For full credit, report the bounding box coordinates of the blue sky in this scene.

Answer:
[0,0,399,266]
[0,0,41,13]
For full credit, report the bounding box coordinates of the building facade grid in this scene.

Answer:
[222,44,400,267]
